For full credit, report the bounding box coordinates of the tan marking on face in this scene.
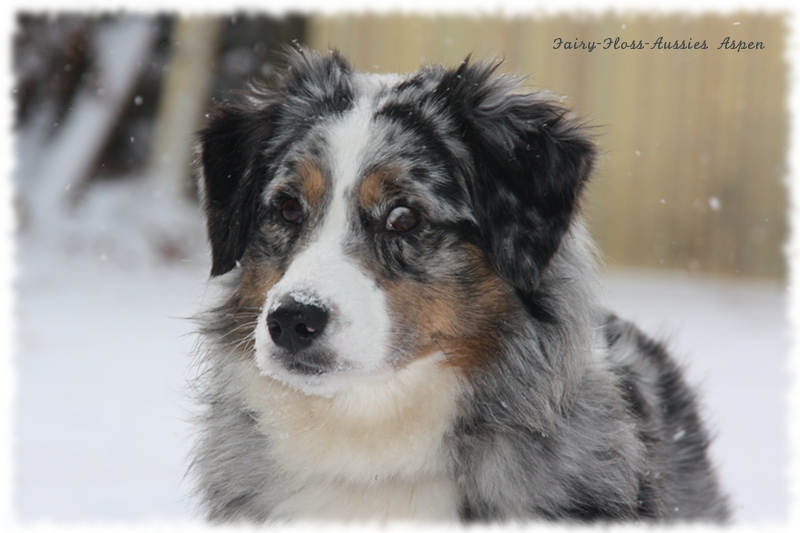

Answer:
[226,258,284,359]
[297,159,327,209]
[383,245,517,373]
[358,166,403,209]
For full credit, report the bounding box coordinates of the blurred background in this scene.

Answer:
[10,11,791,524]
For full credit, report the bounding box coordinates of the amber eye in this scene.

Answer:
[280,197,303,224]
[385,206,420,233]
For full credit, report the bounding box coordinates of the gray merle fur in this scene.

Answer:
[192,50,730,523]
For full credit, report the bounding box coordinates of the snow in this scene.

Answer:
[8,180,792,525]
[12,182,209,523]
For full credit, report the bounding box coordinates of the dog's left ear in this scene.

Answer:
[436,61,596,293]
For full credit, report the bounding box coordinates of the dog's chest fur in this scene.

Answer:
[232,355,463,520]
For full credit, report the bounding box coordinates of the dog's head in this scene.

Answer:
[198,51,595,396]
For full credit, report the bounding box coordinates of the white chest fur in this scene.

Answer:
[232,354,464,521]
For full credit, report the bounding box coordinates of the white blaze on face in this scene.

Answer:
[254,77,394,397]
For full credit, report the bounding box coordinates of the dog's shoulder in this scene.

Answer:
[601,313,731,521]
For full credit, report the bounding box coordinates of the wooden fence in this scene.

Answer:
[308,12,789,279]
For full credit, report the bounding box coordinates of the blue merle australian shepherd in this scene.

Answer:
[191,50,730,523]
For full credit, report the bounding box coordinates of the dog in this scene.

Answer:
[191,50,730,522]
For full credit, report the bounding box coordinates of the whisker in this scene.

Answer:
[431,337,458,368]
[231,330,257,353]
[210,317,261,343]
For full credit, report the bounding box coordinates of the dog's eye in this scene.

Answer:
[280,198,304,224]
[385,206,419,233]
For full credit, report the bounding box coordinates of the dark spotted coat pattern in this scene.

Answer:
[192,50,730,523]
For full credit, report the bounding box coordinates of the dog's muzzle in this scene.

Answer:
[267,298,332,375]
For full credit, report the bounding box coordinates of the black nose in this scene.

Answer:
[267,299,329,353]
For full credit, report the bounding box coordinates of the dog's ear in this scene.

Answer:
[198,50,354,277]
[436,61,596,293]
[198,104,273,276]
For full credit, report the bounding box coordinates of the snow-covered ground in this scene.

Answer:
[12,180,209,523]
[10,180,791,524]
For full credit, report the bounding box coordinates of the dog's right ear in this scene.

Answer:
[198,104,273,276]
